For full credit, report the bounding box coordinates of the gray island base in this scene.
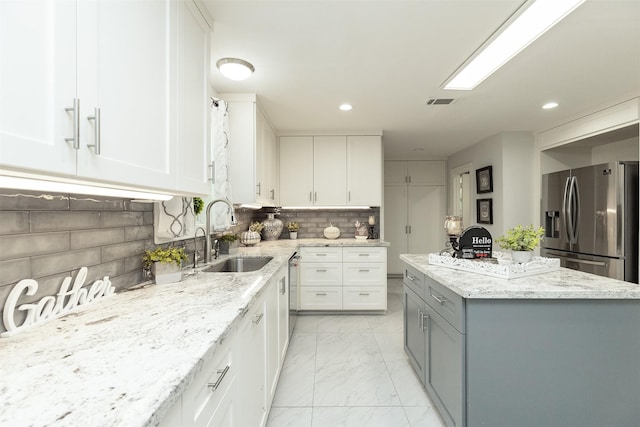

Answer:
[401,254,640,427]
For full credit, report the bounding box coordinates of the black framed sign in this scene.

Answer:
[477,198,493,224]
[476,166,493,194]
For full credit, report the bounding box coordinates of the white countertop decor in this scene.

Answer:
[427,252,561,279]
[0,238,388,427]
[401,253,640,300]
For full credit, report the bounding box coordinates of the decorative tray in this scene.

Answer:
[427,252,561,279]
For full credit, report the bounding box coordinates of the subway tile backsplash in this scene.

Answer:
[0,189,380,334]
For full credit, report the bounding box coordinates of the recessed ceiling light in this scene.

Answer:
[339,104,353,111]
[542,102,559,109]
[444,0,585,90]
[216,58,255,81]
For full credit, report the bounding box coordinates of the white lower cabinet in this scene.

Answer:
[160,267,289,427]
[299,246,387,311]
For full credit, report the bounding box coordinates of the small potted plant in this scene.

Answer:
[240,222,263,246]
[218,233,239,255]
[495,225,545,263]
[287,222,299,239]
[142,246,188,284]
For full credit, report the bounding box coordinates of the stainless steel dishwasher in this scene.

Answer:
[288,252,299,337]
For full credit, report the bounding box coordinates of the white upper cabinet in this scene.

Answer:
[0,1,77,175]
[279,133,382,207]
[0,0,212,195]
[314,136,347,206]
[224,94,278,206]
[347,136,382,206]
[176,1,212,195]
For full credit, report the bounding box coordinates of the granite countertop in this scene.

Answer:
[401,253,640,299]
[0,238,387,427]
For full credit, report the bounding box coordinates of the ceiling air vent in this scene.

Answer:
[426,98,455,105]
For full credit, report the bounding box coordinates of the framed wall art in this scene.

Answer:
[476,166,493,194]
[477,198,493,224]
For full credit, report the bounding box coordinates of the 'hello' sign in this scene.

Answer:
[1,267,114,338]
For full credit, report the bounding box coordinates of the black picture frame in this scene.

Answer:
[476,166,493,194]
[477,198,493,224]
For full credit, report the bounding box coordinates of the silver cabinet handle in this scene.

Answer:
[309,192,312,202]
[314,192,317,202]
[421,313,430,331]
[315,292,327,296]
[65,98,80,149]
[207,365,230,392]
[359,269,370,272]
[358,253,370,256]
[209,161,215,183]
[568,258,608,267]
[419,309,423,329]
[348,191,351,202]
[270,189,275,200]
[252,313,264,325]
[431,294,446,304]
[86,107,101,154]
[406,272,416,282]
[280,279,286,295]
[358,292,370,296]
[256,182,261,196]
[316,253,327,257]
[316,269,327,272]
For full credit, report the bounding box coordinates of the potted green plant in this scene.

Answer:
[495,225,545,263]
[240,222,263,246]
[142,246,188,284]
[287,222,299,239]
[218,233,239,255]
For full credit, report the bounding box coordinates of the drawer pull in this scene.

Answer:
[358,253,370,256]
[359,269,370,272]
[316,253,328,257]
[406,273,417,282]
[316,269,327,272]
[421,313,430,331]
[431,294,447,304]
[315,292,327,296]
[358,292,370,296]
[207,365,230,392]
[253,313,264,325]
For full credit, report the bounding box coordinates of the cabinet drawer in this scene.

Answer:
[300,263,342,286]
[299,286,342,310]
[183,337,235,427]
[425,275,465,333]
[343,263,386,286]
[343,286,386,310]
[300,246,342,262]
[403,265,425,297]
[343,247,386,263]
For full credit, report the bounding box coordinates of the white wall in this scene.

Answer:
[447,132,535,239]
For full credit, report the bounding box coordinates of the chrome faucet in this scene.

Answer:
[193,227,206,268]
[205,199,238,263]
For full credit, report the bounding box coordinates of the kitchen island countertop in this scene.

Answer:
[0,238,388,427]
[401,253,640,299]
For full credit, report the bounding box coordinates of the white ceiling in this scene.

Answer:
[202,0,640,159]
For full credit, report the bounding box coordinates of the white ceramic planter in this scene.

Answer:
[290,231,298,240]
[511,250,533,264]
[151,261,182,285]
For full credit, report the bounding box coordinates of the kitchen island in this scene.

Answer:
[401,254,640,427]
[0,239,387,427]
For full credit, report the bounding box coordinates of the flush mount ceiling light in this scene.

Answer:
[542,102,559,109]
[444,0,585,90]
[216,58,255,81]
[339,104,353,111]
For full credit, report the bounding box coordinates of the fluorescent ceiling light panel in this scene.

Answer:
[444,0,585,90]
[0,176,174,201]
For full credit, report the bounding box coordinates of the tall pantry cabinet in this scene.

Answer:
[384,161,446,274]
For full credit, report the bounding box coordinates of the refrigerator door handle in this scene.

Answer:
[572,176,580,244]
[562,177,573,244]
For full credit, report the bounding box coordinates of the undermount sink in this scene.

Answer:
[203,256,273,273]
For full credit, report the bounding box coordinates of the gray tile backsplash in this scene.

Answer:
[0,188,380,334]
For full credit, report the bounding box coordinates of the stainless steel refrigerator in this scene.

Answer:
[541,161,638,283]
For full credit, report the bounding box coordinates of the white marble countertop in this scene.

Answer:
[0,238,388,427]
[401,253,640,299]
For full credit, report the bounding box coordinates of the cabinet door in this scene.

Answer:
[313,136,347,205]
[424,305,464,427]
[266,278,280,406]
[384,185,408,274]
[277,269,289,363]
[408,185,446,255]
[237,295,267,427]
[0,0,77,175]
[408,161,446,185]
[403,285,426,383]
[258,108,277,206]
[384,161,408,185]
[347,136,382,206]
[77,0,177,190]
[176,1,211,195]
[279,136,313,206]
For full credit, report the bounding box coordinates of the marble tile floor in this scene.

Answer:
[266,278,446,427]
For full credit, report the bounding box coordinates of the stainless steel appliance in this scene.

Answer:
[541,161,638,283]
[288,252,299,337]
